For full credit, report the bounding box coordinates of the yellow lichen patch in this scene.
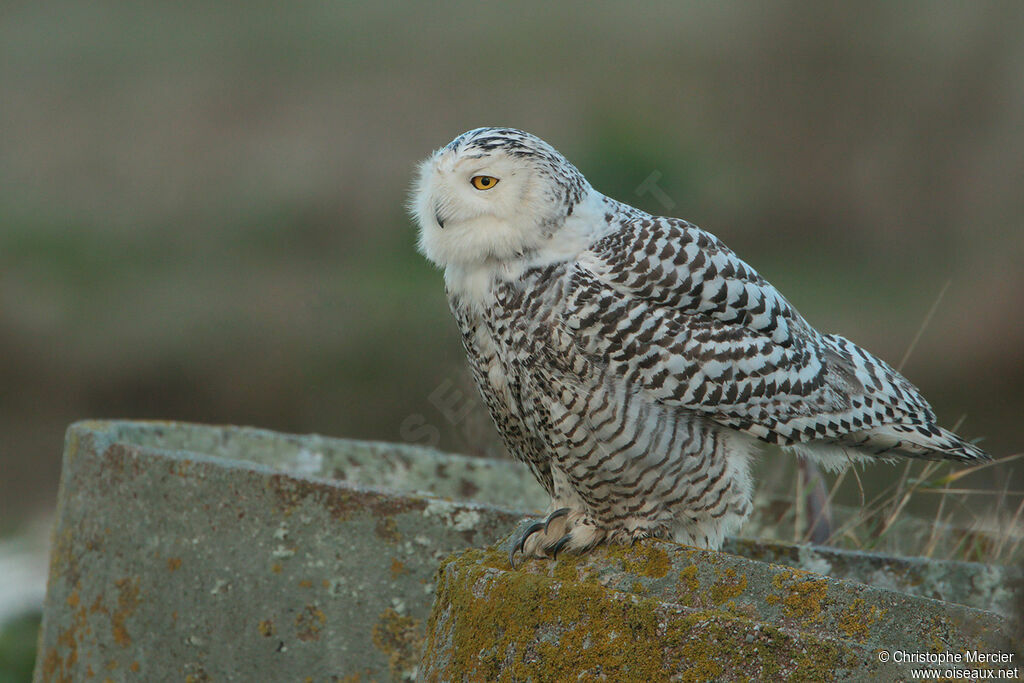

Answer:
[771,571,828,624]
[665,610,857,682]
[635,544,672,578]
[608,541,672,579]
[675,631,726,682]
[168,460,193,478]
[421,549,667,681]
[111,577,141,647]
[677,565,700,600]
[484,548,508,567]
[837,598,885,642]
[709,568,748,606]
[423,549,862,681]
[50,528,77,579]
[295,604,326,642]
[550,553,588,584]
[298,579,313,588]
[390,558,408,578]
[166,557,182,572]
[922,615,957,653]
[44,581,91,683]
[270,563,282,574]
[374,516,401,543]
[258,619,275,637]
[372,608,423,680]
[41,649,63,683]
[775,566,813,580]
[89,594,105,615]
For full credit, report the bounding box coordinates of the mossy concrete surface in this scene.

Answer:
[34,421,526,682]
[419,533,1019,682]
[722,537,1023,621]
[34,420,1021,681]
[419,546,884,682]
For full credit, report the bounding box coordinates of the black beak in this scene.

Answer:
[434,211,446,229]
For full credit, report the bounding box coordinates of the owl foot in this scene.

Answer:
[608,524,671,546]
[509,508,607,566]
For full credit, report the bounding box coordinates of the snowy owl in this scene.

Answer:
[410,127,989,564]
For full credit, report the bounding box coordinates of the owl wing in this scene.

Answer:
[564,214,985,462]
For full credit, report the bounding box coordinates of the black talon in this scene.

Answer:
[544,507,571,533]
[548,534,573,560]
[509,521,547,567]
[521,521,546,545]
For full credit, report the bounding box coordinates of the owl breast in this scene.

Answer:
[449,262,755,547]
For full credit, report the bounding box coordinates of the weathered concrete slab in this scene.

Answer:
[723,537,1024,621]
[66,420,550,512]
[419,531,1019,682]
[35,420,1022,682]
[419,546,885,681]
[510,532,1014,655]
[35,421,525,682]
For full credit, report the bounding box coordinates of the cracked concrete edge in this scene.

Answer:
[66,419,551,511]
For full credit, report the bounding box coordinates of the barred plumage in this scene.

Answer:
[411,127,990,561]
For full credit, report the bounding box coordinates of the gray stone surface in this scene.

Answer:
[69,419,550,511]
[34,421,525,682]
[34,420,1022,682]
[722,537,1024,621]
[419,528,1019,682]
[420,546,888,682]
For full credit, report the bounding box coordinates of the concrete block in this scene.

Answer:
[34,421,524,682]
[722,537,1023,621]
[418,526,1019,681]
[34,420,1021,681]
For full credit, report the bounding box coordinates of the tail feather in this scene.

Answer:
[787,422,990,471]
[845,423,990,463]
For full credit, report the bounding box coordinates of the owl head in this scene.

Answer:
[411,127,590,268]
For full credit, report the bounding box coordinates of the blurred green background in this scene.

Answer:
[3,3,1023,537]
[3,3,1024,675]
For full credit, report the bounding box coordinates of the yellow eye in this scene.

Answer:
[471,175,499,190]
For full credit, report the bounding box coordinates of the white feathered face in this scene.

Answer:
[411,127,588,268]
